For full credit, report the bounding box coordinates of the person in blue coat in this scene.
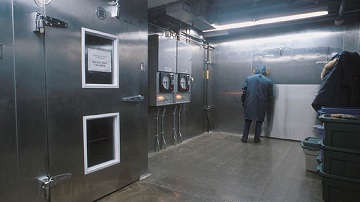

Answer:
[241,64,273,143]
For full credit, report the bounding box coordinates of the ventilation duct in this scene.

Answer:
[335,0,346,25]
[166,0,216,31]
[148,0,179,9]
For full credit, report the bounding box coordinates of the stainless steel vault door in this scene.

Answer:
[29,0,147,201]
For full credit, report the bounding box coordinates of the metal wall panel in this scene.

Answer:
[158,36,177,72]
[177,41,192,74]
[137,3,150,177]
[13,1,48,201]
[263,84,321,141]
[209,23,360,140]
[0,1,18,201]
[182,45,206,136]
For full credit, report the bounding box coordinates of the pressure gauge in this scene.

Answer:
[162,76,170,90]
[178,74,190,92]
[180,77,187,89]
[159,72,174,92]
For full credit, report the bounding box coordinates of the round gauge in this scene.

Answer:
[180,77,187,89]
[162,75,170,90]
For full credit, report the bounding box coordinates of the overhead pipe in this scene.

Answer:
[335,0,347,25]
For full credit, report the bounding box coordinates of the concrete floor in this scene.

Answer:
[98,132,323,202]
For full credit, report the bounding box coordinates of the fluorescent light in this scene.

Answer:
[204,11,328,32]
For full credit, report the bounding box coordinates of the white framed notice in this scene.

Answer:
[87,48,112,72]
[82,27,119,88]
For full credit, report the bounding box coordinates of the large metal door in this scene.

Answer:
[38,0,148,201]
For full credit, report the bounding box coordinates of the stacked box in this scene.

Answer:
[322,144,360,179]
[318,164,360,202]
[321,116,360,150]
[319,114,360,202]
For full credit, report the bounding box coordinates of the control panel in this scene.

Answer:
[148,35,176,106]
[175,41,192,104]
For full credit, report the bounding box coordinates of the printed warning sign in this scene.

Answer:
[87,48,112,72]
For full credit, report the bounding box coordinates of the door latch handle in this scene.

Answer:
[44,16,68,28]
[32,12,68,34]
[122,95,144,102]
[38,173,71,200]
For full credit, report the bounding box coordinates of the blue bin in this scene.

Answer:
[318,106,360,116]
[301,137,322,172]
[313,125,324,139]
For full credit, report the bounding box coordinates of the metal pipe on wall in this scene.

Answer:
[161,106,167,149]
[204,46,212,132]
[173,105,178,145]
[178,104,183,143]
[155,107,160,151]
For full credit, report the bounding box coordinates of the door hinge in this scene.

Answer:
[32,12,68,34]
[38,173,72,200]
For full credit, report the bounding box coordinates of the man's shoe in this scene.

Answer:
[241,137,247,143]
[254,138,261,143]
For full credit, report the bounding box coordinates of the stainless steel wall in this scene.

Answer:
[208,22,360,140]
[0,1,18,201]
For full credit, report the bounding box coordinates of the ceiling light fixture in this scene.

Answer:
[203,11,328,32]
